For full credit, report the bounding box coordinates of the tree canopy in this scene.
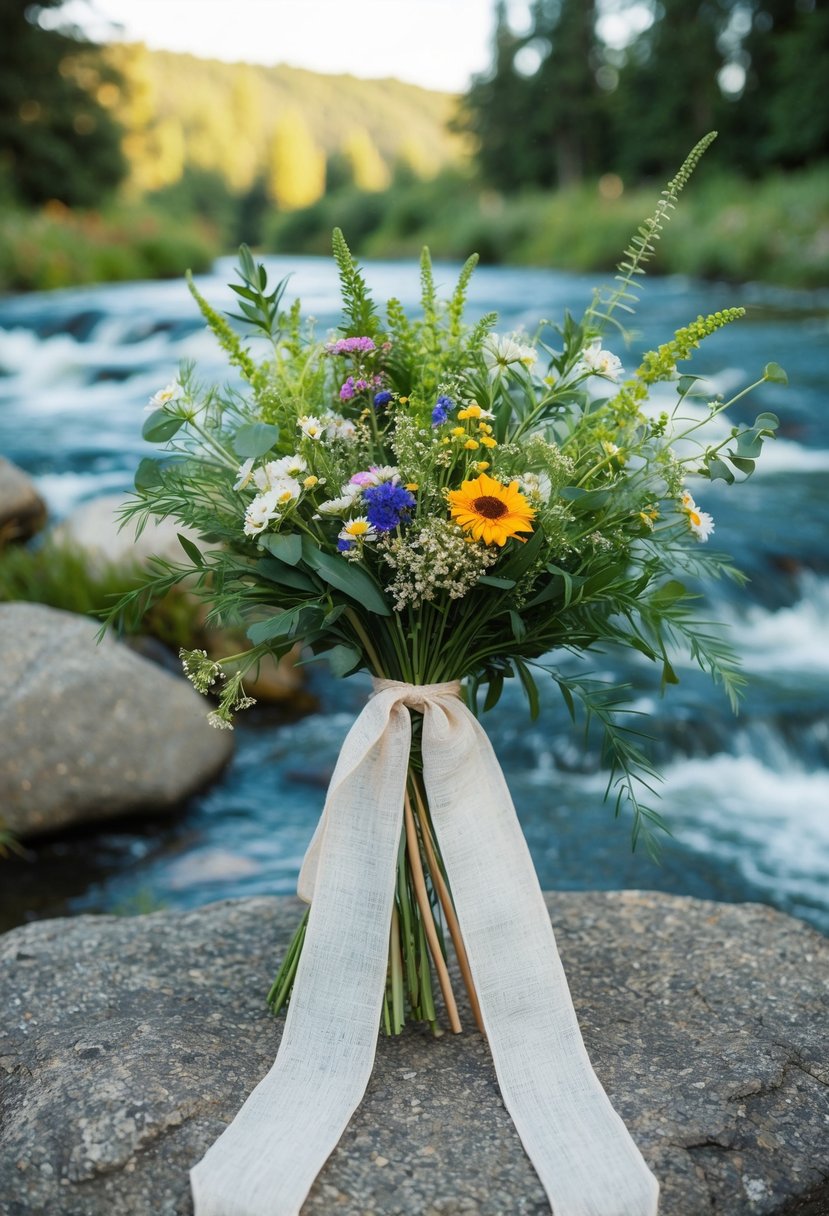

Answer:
[0,0,126,207]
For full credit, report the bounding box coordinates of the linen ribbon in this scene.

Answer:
[191,678,660,1216]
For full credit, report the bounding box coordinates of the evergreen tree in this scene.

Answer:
[266,109,326,211]
[0,0,126,207]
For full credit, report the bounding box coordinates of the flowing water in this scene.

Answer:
[1,257,828,934]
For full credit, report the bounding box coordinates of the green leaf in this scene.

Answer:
[707,456,735,484]
[661,657,680,688]
[763,362,788,385]
[729,456,756,475]
[142,409,185,443]
[497,525,544,582]
[483,670,504,712]
[134,457,164,490]
[259,532,303,566]
[478,575,516,589]
[234,422,280,459]
[325,643,363,677]
[508,610,527,641]
[301,538,390,616]
[650,579,686,604]
[246,606,303,645]
[677,374,700,395]
[256,557,317,592]
[514,657,540,720]
[556,678,576,723]
[177,533,203,567]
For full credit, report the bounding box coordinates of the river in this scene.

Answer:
[1,256,828,934]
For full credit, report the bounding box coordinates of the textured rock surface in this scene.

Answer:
[0,602,233,837]
[0,457,46,544]
[0,892,827,1216]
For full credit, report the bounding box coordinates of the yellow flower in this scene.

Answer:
[303,475,319,489]
[447,473,535,546]
[464,438,480,450]
[457,404,482,420]
[474,461,490,472]
[405,482,419,492]
[451,426,467,438]
[480,435,498,448]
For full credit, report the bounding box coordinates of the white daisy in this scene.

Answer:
[298,415,325,440]
[483,334,537,375]
[145,380,183,413]
[679,491,715,542]
[517,471,552,503]
[578,340,623,382]
[233,458,255,491]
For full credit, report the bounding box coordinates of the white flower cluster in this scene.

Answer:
[237,454,323,537]
[180,648,224,694]
[380,518,498,612]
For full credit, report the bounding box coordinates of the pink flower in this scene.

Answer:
[325,336,376,355]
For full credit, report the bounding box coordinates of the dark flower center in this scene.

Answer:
[472,495,508,519]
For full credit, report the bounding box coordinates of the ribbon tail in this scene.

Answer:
[421,700,660,1216]
[191,692,411,1216]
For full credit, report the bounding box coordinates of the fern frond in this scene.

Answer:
[587,131,718,331]
[419,246,437,326]
[331,227,379,337]
[448,253,479,341]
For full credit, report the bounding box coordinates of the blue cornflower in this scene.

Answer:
[374,390,393,408]
[431,394,454,426]
[337,538,355,552]
[364,482,416,532]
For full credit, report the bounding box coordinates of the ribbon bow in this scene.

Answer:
[191,679,659,1216]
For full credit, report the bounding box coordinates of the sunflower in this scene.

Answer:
[447,473,535,546]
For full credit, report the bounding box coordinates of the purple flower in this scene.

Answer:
[325,336,376,355]
[339,376,370,400]
[337,537,355,552]
[431,395,454,426]
[364,482,416,532]
[374,390,393,408]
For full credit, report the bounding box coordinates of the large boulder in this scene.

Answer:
[0,892,826,1215]
[0,602,233,837]
[0,457,46,545]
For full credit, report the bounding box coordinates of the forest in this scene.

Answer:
[0,0,826,289]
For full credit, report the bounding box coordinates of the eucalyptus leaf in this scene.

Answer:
[142,409,185,443]
[706,456,735,484]
[259,531,303,566]
[234,422,280,459]
[134,457,164,490]
[325,643,362,677]
[763,362,788,385]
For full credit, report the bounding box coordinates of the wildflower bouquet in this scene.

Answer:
[113,135,782,1216]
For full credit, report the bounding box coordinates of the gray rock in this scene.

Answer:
[0,892,826,1215]
[0,458,46,545]
[0,603,233,837]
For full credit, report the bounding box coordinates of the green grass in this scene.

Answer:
[266,164,829,289]
[0,203,217,293]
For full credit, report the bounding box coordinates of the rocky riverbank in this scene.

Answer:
[1,891,826,1215]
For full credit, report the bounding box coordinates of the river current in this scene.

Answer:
[1,257,828,933]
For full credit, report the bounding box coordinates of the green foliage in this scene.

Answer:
[331,228,380,338]
[0,0,126,207]
[266,164,829,290]
[0,203,215,293]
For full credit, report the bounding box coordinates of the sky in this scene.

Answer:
[60,0,527,94]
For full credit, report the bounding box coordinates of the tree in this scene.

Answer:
[455,0,610,190]
[0,0,126,207]
[611,0,726,181]
[266,109,326,211]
